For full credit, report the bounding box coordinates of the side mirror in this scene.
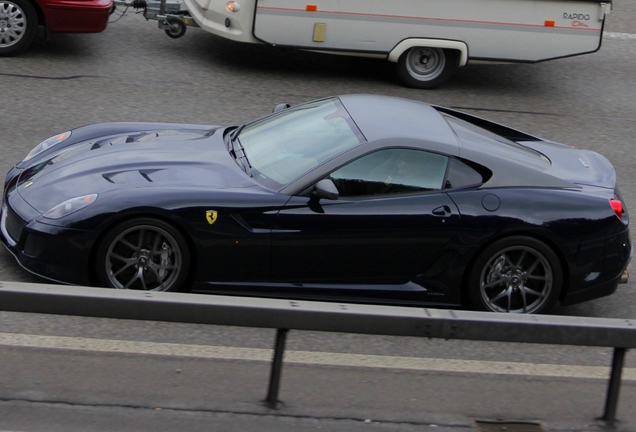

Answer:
[312,179,339,200]
[272,103,291,113]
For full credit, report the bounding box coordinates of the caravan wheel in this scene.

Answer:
[396,47,456,89]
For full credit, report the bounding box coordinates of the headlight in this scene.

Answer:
[22,131,72,163]
[43,194,98,219]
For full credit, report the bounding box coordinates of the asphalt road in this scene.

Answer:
[1,2,636,430]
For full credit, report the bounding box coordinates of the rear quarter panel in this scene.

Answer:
[446,186,628,299]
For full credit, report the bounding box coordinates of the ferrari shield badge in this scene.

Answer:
[206,210,218,225]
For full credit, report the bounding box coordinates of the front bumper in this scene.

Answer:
[1,197,95,286]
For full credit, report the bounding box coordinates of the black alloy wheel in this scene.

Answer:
[468,236,563,314]
[96,218,190,292]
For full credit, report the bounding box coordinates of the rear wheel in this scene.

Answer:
[396,47,456,89]
[96,218,190,292]
[468,236,562,314]
[0,0,38,56]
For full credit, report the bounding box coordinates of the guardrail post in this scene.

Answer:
[601,347,628,426]
[264,328,289,408]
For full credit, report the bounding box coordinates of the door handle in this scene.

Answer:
[432,205,451,217]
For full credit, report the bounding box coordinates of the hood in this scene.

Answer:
[15,127,255,213]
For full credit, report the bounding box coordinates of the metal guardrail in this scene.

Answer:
[0,281,634,425]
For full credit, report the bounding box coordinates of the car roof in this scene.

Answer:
[338,94,458,147]
[333,95,578,191]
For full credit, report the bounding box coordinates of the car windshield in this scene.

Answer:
[234,98,365,189]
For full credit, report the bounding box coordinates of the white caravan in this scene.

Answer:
[127,0,612,88]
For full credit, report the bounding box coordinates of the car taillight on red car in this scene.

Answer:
[610,199,624,218]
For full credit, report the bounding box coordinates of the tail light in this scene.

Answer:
[610,199,623,218]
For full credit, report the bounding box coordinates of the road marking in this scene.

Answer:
[604,31,636,40]
[1,332,634,381]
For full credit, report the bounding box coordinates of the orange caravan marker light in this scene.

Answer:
[306,4,317,11]
[226,1,240,12]
[544,20,555,27]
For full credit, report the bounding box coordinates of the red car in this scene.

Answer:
[0,0,113,56]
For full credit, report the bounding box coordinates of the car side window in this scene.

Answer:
[329,149,449,197]
[444,157,487,189]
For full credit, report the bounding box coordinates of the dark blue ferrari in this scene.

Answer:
[1,95,631,314]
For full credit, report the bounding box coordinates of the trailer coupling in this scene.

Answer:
[113,0,198,38]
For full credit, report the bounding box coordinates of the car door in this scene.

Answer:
[271,148,460,285]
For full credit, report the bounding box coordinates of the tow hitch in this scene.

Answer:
[113,0,198,38]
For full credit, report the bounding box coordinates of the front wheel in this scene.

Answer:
[396,47,456,89]
[467,236,563,314]
[95,218,190,292]
[0,0,38,56]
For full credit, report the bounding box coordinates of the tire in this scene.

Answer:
[96,218,190,292]
[0,0,38,57]
[467,236,562,314]
[164,17,186,39]
[396,47,456,89]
